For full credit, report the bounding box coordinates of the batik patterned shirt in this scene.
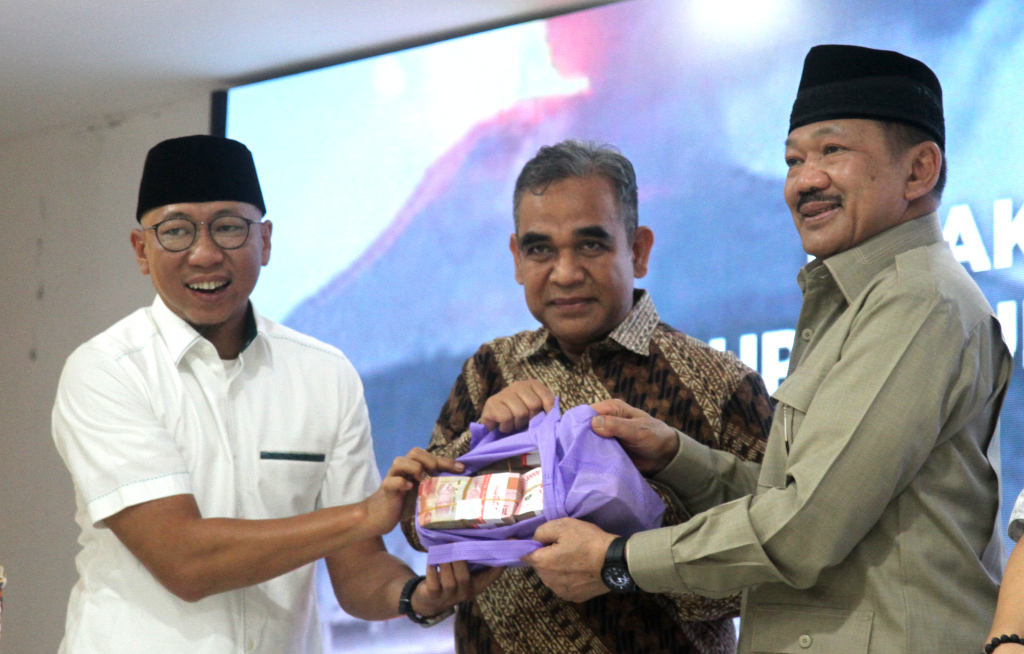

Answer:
[403,291,773,654]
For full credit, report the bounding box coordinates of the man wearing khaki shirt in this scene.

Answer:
[524,45,1011,654]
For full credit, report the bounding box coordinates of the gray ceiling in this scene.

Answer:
[0,0,611,143]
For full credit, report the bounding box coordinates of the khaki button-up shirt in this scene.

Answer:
[627,213,1011,654]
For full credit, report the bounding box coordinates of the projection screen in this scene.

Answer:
[225,0,1024,650]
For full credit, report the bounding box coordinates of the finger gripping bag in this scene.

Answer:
[416,398,666,568]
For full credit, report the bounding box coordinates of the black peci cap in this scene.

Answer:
[789,45,944,149]
[136,135,266,221]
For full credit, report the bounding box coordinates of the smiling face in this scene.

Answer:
[510,174,653,361]
[130,200,271,357]
[784,119,915,259]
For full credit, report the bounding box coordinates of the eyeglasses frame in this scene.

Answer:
[143,214,262,253]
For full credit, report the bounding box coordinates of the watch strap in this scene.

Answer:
[604,536,629,568]
[601,536,637,593]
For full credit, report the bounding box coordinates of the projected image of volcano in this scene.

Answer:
[235,0,1024,579]
[226,0,1024,650]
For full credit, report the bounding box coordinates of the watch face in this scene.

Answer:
[601,565,636,593]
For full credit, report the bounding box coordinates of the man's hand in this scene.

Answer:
[521,518,616,603]
[363,448,465,537]
[326,538,503,621]
[410,562,505,618]
[590,399,680,475]
[480,380,556,433]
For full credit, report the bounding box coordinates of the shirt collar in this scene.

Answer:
[799,212,943,304]
[513,289,660,361]
[149,295,261,365]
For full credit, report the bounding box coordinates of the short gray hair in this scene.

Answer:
[513,140,639,240]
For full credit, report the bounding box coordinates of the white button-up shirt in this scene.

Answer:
[52,296,380,654]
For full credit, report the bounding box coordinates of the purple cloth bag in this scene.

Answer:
[416,399,665,568]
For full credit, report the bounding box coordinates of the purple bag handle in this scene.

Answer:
[424,540,542,569]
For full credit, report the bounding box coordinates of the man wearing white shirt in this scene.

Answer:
[52,135,498,653]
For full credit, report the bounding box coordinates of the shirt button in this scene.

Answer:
[801,328,814,341]
[246,639,256,652]
[799,634,812,648]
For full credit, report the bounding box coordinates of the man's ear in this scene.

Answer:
[631,226,654,279]
[904,141,942,203]
[260,220,273,266]
[130,229,151,276]
[509,233,524,285]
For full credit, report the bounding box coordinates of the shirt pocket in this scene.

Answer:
[257,451,328,517]
[750,605,873,654]
[771,368,822,413]
[759,370,823,490]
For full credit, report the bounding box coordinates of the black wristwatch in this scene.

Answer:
[398,575,455,627]
[601,536,637,593]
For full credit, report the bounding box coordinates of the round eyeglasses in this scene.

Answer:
[146,215,259,252]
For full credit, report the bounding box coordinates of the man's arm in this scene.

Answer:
[590,367,769,513]
[104,448,466,603]
[325,537,503,620]
[986,540,1024,652]
[530,286,1007,600]
[527,372,770,603]
[105,493,369,602]
[592,401,765,503]
[987,491,1024,651]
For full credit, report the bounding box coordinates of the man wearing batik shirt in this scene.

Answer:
[403,140,773,654]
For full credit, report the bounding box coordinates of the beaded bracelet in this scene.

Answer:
[984,634,1022,653]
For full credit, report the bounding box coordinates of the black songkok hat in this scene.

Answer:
[136,135,266,221]
[789,44,944,149]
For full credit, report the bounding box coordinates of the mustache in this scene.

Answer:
[797,192,843,212]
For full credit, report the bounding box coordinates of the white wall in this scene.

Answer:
[0,95,210,654]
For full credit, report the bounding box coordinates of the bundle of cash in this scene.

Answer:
[513,467,543,521]
[417,476,471,530]
[476,450,542,474]
[418,463,546,530]
[455,472,523,528]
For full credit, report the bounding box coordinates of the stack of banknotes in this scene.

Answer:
[418,452,544,530]
[515,467,543,521]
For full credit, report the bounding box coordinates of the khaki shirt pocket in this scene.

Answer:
[771,368,822,414]
[759,370,823,490]
[750,605,873,654]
